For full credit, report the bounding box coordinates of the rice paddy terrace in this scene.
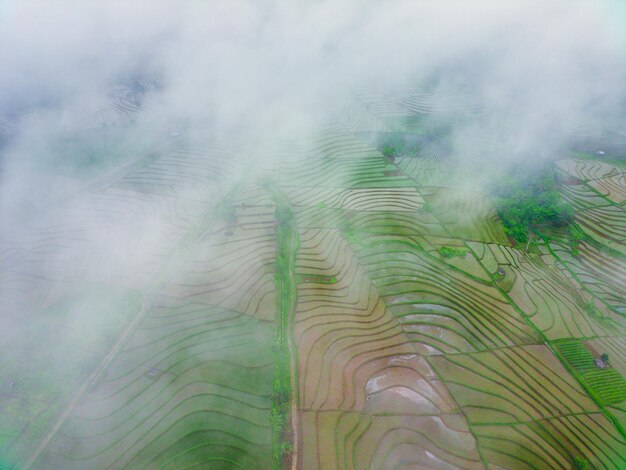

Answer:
[0,89,625,469]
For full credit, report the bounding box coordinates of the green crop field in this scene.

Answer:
[2,1,626,468]
[1,87,624,470]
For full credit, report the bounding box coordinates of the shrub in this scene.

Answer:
[273,380,291,405]
[573,456,589,469]
[438,246,468,259]
[273,441,294,460]
[382,146,396,158]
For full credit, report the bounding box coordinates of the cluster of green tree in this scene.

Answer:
[492,164,574,244]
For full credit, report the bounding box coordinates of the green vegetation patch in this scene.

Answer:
[269,186,298,467]
[555,339,626,406]
[437,246,468,259]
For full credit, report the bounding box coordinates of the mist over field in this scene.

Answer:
[2,1,624,158]
[0,1,625,469]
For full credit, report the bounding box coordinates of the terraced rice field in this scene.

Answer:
[555,339,626,406]
[559,180,612,211]
[37,300,275,469]
[284,134,487,468]
[587,172,626,204]
[1,91,625,469]
[300,412,483,469]
[550,240,626,314]
[430,345,599,424]
[474,414,626,470]
[25,198,280,468]
[0,127,283,469]
[469,242,617,339]
[271,115,625,468]
[351,88,485,133]
[556,158,622,182]
[67,79,157,129]
[574,205,626,253]
[424,189,510,245]
[355,234,539,354]
[556,157,626,255]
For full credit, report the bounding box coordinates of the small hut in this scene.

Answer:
[594,357,608,369]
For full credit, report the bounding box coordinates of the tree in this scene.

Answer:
[601,353,609,363]
[382,146,396,159]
